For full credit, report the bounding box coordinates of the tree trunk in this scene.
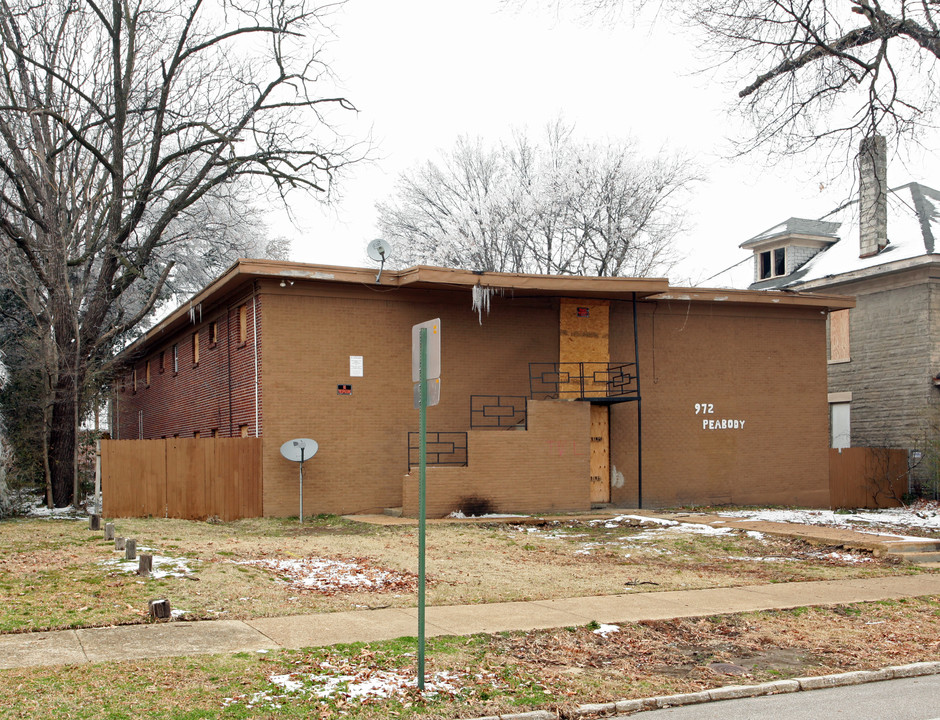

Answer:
[49,372,77,507]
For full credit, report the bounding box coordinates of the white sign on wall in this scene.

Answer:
[350,356,363,377]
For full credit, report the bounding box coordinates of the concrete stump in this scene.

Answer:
[149,598,171,620]
[104,523,115,540]
[125,539,137,560]
[138,554,153,577]
[89,514,100,531]
[114,536,125,551]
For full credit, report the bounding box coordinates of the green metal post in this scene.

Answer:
[418,327,427,690]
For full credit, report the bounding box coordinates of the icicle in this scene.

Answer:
[470,284,501,325]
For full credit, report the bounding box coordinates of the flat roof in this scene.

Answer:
[118,260,854,359]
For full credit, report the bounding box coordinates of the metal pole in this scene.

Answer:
[299,447,305,524]
[632,293,643,509]
[418,327,428,690]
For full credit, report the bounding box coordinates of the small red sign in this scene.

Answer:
[577,307,590,317]
[337,384,352,395]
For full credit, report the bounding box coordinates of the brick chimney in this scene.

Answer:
[858,134,887,258]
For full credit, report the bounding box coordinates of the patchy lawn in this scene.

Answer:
[0,598,938,719]
[0,512,924,633]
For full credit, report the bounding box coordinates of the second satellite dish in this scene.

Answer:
[367,238,393,283]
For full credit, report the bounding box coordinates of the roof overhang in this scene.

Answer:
[117,260,853,363]
[652,286,855,311]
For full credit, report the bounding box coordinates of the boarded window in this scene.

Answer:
[830,402,851,448]
[146,361,151,387]
[830,309,850,362]
[239,424,249,438]
[132,368,137,393]
[192,331,200,365]
[193,431,200,439]
[209,321,218,345]
[238,304,248,344]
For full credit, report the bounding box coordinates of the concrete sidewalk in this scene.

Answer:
[2,573,939,670]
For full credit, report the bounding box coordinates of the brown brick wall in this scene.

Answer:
[259,280,559,516]
[402,399,591,517]
[114,288,262,440]
[609,298,830,509]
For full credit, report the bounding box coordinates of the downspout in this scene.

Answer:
[633,293,643,509]
[253,287,259,437]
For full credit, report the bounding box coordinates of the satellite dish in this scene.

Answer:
[279,438,318,463]
[367,238,393,283]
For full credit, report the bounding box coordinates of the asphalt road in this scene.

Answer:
[623,674,940,719]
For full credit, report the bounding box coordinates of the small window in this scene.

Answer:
[759,248,787,280]
[193,431,200,439]
[239,424,249,438]
[159,351,165,373]
[209,321,218,346]
[172,343,179,373]
[238,304,248,345]
[211,428,219,438]
[192,331,200,365]
[132,368,137,393]
[829,309,850,362]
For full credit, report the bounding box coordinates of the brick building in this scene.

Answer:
[112,261,852,517]
[740,136,940,489]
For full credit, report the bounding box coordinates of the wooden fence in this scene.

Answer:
[102,438,262,520]
[829,447,909,509]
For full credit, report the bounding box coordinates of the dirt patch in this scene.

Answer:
[0,514,927,633]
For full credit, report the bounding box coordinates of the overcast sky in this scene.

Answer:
[275,0,939,288]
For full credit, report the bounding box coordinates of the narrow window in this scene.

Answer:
[193,431,200,439]
[759,251,771,279]
[132,368,137,393]
[829,309,850,362]
[238,304,248,344]
[830,402,851,448]
[192,331,200,365]
[145,360,151,387]
[158,351,165,373]
[209,321,218,345]
[773,247,786,276]
[172,344,179,373]
[239,424,249,438]
[211,428,219,438]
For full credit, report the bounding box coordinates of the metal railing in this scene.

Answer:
[528,361,638,401]
[470,395,527,429]
[408,431,468,467]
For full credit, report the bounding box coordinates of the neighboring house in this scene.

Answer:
[111,260,851,517]
[740,136,940,489]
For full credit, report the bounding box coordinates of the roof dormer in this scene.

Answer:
[740,217,841,286]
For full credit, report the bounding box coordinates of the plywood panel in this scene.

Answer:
[560,299,610,396]
[590,404,610,504]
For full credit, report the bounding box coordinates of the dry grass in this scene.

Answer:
[0,598,938,719]
[0,514,923,633]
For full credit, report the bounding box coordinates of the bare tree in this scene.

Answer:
[517,1,940,158]
[377,121,696,276]
[0,0,360,506]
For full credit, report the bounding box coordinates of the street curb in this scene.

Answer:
[460,661,940,719]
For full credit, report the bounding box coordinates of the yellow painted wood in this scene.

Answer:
[590,403,610,504]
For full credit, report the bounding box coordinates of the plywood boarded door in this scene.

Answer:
[590,404,610,504]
